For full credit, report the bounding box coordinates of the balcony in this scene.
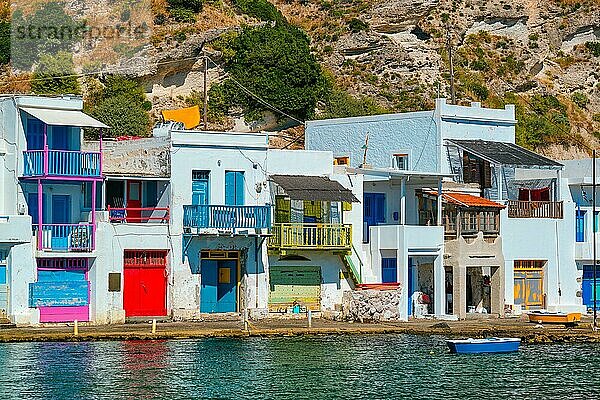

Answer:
[109,207,170,223]
[23,150,101,178]
[183,205,271,230]
[32,224,94,252]
[268,223,352,252]
[507,200,563,219]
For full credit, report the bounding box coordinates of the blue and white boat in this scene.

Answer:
[446,337,521,354]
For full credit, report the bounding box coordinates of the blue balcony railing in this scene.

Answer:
[183,205,271,230]
[23,150,101,177]
[32,223,94,252]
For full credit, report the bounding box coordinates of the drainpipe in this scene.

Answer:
[37,178,42,250]
[92,179,96,250]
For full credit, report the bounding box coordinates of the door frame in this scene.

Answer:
[199,250,241,313]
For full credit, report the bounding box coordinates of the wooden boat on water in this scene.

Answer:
[446,337,521,354]
[527,311,581,326]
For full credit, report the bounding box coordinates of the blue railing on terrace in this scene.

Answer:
[32,223,94,252]
[23,150,101,177]
[183,205,271,229]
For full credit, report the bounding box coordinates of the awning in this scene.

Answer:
[20,107,110,129]
[424,191,505,208]
[270,175,359,202]
[446,139,562,169]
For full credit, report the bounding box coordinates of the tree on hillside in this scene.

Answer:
[85,75,151,138]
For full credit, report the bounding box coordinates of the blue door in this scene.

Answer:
[192,171,209,226]
[582,265,600,311]
[363,193,386,242]
[225,171,244,206]
[27,192,46,225]
[200,259,218,313]
[382,257,397,283]
[200,259,237,313]
[408,257,415,316]
[576,210,586,242]
[51,195,70,250]
[51,126,70,150]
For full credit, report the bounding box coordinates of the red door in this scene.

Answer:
[123,250,168,317]
[126,181,142,222]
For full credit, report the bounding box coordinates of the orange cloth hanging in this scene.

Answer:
[161,105,201,129]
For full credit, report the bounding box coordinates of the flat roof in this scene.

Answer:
[269,175,359,203]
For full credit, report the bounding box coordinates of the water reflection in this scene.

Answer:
[0,336,599,399]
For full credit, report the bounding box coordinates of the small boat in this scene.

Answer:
[446,337,521,354]
[527,311,581,326]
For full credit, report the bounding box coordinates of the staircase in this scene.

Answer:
[339,244,364,286]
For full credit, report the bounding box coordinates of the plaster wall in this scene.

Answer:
[93,218,172,324]
[268,252,351,311]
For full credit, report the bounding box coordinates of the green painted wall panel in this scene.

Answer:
[269,266,321,309]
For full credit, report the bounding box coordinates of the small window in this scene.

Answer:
[334,156,350,166]
[392,153,409,170]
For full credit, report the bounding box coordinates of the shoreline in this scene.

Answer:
[1,317,600,344]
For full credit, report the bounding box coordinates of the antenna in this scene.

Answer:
[361,133,369,167]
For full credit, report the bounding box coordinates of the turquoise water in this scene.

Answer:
[0,335,598,399]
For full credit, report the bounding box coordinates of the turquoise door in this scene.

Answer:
[51,195,70,250]
[583,265,600,311]
[225,171,244,206]
[200,259,237,313]
[192,171,209,227]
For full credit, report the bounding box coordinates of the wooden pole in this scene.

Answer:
[203,55,208,130]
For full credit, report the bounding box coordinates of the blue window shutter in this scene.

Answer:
[225,171,235,205]
[235,172,244,205]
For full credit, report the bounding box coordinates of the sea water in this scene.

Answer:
[0,334,598,399]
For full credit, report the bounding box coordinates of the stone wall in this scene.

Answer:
[342,288,405,322]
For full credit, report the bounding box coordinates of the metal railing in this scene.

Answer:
[507,200,563,219]
[183,204,271,229]
[269,223,352,251]
[108,206,170,223]
[32,223,94,251]
[23,150,101,177]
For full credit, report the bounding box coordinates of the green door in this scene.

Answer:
[269,266,321,311]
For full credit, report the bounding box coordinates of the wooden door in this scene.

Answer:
[123,250,168,317]
[126,181,142,222]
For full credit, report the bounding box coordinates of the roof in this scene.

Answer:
[20,106,109,129]
[270,175,359,203]
[425,191,505,209]
[446,139,562,169]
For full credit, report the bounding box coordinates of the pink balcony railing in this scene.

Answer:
[32,224,94,251]
[108,207,170,223]
[23,150,101,177]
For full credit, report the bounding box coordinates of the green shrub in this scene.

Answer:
[167,0,203,12]
[592,113,600,123]
[170,8,197,22]
[571,92,588,108]
[0,21,8,65]
[85,75,151,138]
[11,2,84,70]
[319,87,389,119]
[585,41,600,57]
[232,0,285,24]
[208,24,326,122]
[30,52,81,95]
[348,18,368,33]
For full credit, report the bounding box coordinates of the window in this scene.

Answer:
[576,210,586,242]
[334,156,350,166]
[225,171,244,206]
[392,153,409,170]
[462,154,492,188]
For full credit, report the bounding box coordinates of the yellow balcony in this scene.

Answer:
[268,223,352,252]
